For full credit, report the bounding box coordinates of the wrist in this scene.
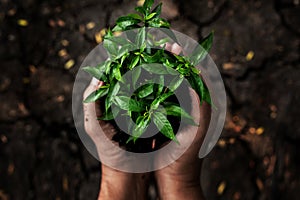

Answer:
[98,165,149,200]
[155,162,205,200]
[155,175,205,200]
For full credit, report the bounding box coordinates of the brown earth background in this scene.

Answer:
[0,0,299,199]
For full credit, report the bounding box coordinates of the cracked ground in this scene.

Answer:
[0,0,299,199]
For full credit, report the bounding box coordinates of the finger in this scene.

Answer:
[165,42,172,52]
[171,43,182,55]
[83,78,103,99]
[83,78,108,137]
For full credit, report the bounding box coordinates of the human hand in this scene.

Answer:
[153,43,211,200]
[83,80,150,200]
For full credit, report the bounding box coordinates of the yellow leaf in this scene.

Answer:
[58,49,68,57]
[64,59,75,69]
[86,22,96,30]
[217,181,226,195]
[18,19,28,27]
[61,39,69,46]
[113,31,122,37]
[95,32,103,43]
[246,51,254,61]
[137,0,145,6]
[100,28,107,36]
[256,127,264,135]
[217,139,226,148]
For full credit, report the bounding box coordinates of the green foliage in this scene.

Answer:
[83,0,214,143]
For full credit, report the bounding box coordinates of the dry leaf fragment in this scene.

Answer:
[86,22,96,30]
[57,19,65,27]
[58,49,68,57]
[62,175,69,191]
[64,59,75,69]
[18,19,28,26]
[246,51,254,61]
[137,0,145,6]
[95,32,102,43]
[7,163,14,175]
[217,139,226,148]
[217,181,226,195]
[29,65,37,74]
[256,127,264,135]
[61,39,69,46]
[8,8,16,16]
[256,178,264,191]
[100,28,107,36]
[0,135,8,143]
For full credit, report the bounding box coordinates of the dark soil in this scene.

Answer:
[0,0,299,199]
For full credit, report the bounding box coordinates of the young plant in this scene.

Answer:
[83,0,213,147]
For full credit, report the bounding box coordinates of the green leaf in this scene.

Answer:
[153,111,177,142]
[141,50,163,63]
[151,91,173,110]
[82,62,107,80]
[112,25,123,32]
[98,109,118,120]
[168,75,184,91]
[190,32,214,66]
[135,6,146,15]
[113,96,130,110]
[129,55,140,70]
[152,3,162,18]
[106,36,131,46]
[145,12,156,21]
[105,60,112,74]
[202,84,211,105]
[114,96,146,112]
[136,83,154,98]
[127,13,143,21]
[191,66,201,74]
[103,39,118,58]
[154,38,169,46]
[115,44,130,60]
[129,99,146,112]
[116,16,141,29]
[83,87,109,103]
[163,104,198,125]
[112,66,122,81]
[132,66,141,89]
[105,82,120,112]
[143,0,154,14]
[128,115,151,143]
[136,27,146,48]
[147,18,170,28]
[189,73,211,104]
[142,63,170,74]
[174,54,185,63]
[154,75,164,97]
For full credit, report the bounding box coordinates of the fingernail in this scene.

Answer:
[91,77,100,86]
[171,43,182,55]
[165,43,172,51]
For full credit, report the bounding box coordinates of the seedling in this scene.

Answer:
[83,0,213,149]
